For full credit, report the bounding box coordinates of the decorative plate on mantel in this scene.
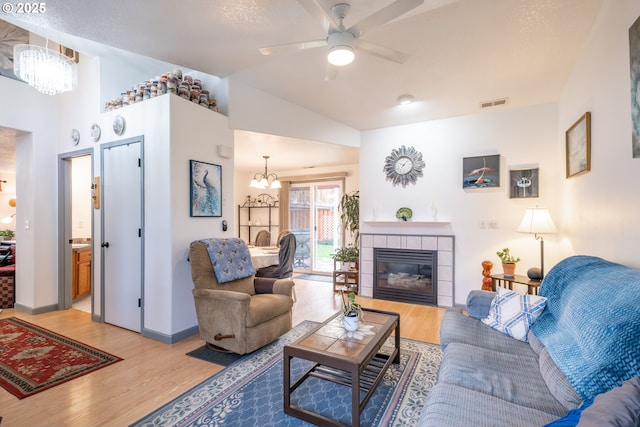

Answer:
[396,207,413,221]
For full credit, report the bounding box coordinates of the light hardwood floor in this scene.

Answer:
[0,278,445,426]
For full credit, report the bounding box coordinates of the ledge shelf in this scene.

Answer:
[362,220,450,225]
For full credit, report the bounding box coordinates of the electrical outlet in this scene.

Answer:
[488,220,499,229]
[479,220,486,229]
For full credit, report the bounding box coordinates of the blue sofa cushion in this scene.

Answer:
[539,348,583,410]
[437,342,568,416]
[421,382,560,427]
[440,307,533,356]
[466,289,496,319]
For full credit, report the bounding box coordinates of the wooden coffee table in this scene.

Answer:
[283,308,400,426]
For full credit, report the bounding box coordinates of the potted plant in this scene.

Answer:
[332,244,359,270]
[341,290,363,332]
[0,229,15,241]
[496,247,520,278]
[338,191,359,245]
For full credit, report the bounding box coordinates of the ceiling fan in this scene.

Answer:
[258,0,424,79]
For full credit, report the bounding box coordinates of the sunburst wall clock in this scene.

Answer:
[383,145,425,187]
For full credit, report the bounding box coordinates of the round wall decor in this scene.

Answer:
[383,145,425,187]
[71,128,80,146]
[113,115,126,136]
[91,123,101,142]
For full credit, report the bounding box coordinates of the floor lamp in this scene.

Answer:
[516,207,558,280]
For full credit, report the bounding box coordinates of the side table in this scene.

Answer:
[490,274,541,295]
[333,269,359,294]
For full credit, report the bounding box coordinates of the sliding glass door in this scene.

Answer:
[289,179,343,274]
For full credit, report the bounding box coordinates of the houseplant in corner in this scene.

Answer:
[341,290,363,332]
[332,244,359,270]
[496,247,520,278]
[336,191,360,270]
[338,191,359,244]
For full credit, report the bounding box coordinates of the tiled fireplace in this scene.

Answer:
[360,233,454,307]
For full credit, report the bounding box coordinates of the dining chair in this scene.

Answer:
[255,229,271,247]
[276,229,291,247]
[256,233,296,279]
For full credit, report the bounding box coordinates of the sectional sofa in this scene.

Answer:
[419,255,640,426]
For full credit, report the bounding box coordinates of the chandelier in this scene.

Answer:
[249,156,281,189]
[13,43,78,95]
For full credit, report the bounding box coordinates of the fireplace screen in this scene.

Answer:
[374,248,437,306]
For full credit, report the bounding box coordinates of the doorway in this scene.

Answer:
[101,138,143,332]
[58,150,94,313]
[289,179,343,274]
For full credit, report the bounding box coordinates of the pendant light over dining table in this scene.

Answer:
[13,42,78,95]
[249,156,281,189]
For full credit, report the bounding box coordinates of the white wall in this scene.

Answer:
[93,94,234,339]
[557,0,640,268]
[0,77,58,310]
[169,96,234,336]
[228,79,360,148]
[361,103,560,305]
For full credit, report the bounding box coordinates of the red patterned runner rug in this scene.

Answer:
[0,317,123,399]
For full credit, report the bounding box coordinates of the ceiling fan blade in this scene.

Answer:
[297,0,340,33]
[259,39,327,56]
[348,0,424,38]
[356,39,410,64]
[324,63,338,81]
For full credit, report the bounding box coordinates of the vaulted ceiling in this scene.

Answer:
[1,0,603,173]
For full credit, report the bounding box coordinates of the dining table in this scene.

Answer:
[248,246,280,269]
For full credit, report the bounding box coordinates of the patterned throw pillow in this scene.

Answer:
[482,286,548,342]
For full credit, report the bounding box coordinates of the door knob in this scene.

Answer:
[101,242,109,248]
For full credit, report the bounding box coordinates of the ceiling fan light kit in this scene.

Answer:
[327,31,356,66]
[259,0,423,73]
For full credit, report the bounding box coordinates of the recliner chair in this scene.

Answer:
[189,238,294,354]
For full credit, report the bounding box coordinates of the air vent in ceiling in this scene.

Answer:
[480,98,509,109]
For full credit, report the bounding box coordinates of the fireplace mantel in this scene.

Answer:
[359,232,454,307]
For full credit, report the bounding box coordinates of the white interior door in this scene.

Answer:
[102,141,142,332]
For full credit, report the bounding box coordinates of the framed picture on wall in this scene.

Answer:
[565,112,591,178]
[462,154,500,188]
[630,15,640,157]
[190,160,222,217]
[509,167,539,198]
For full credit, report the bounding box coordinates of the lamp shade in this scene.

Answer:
[517,207,558,234]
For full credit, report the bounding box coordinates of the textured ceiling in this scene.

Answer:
[0,0,603,174]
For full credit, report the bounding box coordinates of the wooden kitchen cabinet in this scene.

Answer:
[73,248,92,299]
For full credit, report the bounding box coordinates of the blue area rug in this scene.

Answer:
[131,321,442,426]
